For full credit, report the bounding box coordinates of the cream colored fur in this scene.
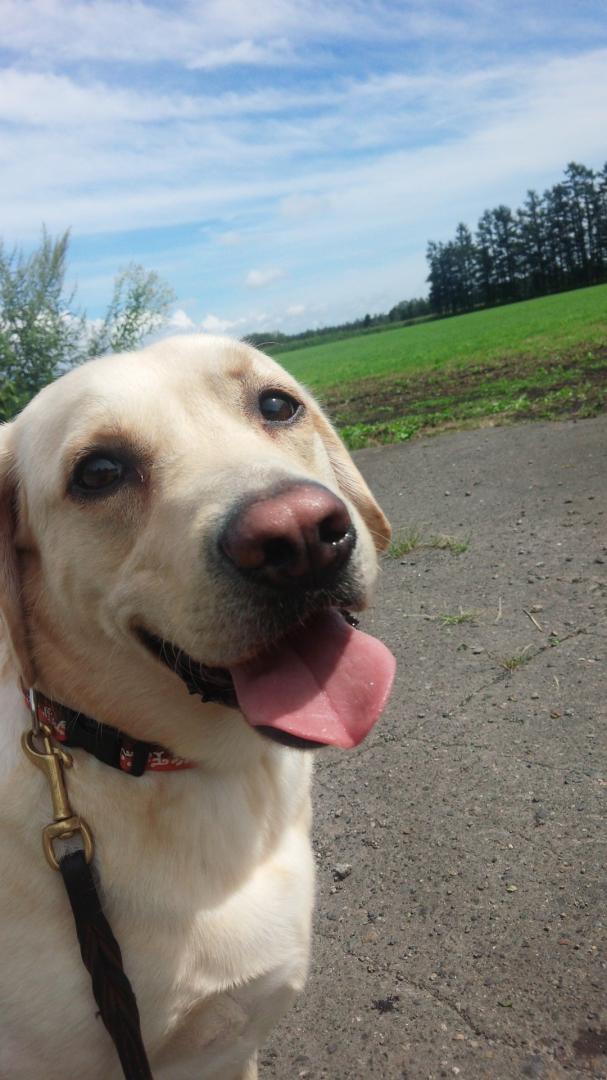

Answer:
[0,335,390,1079]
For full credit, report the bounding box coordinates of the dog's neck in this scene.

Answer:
[25,689,195,775]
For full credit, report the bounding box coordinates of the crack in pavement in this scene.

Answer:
[397,975,520,1049]
[454,625,596,712]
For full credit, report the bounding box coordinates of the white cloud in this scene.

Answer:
[0,1,457,68]
[245,268,286,289]
[216,230,242,246]
[168,308,196,330]
[200,313,238,334]
[198,309,272,335]
[2,45,606,244]
[2,2,606,329]
[2,47,606,245]
[280,193,335,219]
[186,38,293,70]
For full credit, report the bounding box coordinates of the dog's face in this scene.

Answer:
[0,336,392,762]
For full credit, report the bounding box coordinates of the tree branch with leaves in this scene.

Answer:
[0,230,175,421]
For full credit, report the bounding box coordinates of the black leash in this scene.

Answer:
[22,692,154,1080]
[60,850,153,1080]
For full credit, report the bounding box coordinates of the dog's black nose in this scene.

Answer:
[220,483,355,587]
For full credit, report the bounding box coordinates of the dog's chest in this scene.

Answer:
[118,821,315,1075]
[0,748,315,1079]
[0,819,314,1080]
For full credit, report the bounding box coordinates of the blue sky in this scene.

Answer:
[2,0,607,335]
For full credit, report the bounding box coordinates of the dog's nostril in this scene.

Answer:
[318,511,351,545]
[263,537,297,567]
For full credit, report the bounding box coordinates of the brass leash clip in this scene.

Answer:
[22,691,94,871]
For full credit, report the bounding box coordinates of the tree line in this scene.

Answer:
[253,159,607,350]
[246,296,431,354]
[426,161,607,315]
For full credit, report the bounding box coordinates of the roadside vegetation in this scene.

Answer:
[387,527,470,559]
[275,286,606,449]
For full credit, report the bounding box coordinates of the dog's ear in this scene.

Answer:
[313,410,391,552]
[0,429,34,685]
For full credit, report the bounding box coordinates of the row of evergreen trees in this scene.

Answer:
[426,161,607,315]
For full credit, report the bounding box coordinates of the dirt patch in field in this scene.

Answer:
[321,342,607,436]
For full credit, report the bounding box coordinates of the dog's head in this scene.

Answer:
[0,336,394,764]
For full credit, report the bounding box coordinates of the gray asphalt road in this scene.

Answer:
[264,416,606,1080]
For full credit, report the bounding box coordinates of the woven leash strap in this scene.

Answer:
[59,850,154,1080]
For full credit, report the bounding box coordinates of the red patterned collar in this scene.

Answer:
[24,689,195,776]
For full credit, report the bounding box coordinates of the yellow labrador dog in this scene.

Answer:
[0,335,395,1079]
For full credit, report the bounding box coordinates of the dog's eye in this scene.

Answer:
[72,454,126,494]
[259,391,301,423]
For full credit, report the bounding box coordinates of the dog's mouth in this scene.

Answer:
[137,610,395,751]
[137,628,239,707]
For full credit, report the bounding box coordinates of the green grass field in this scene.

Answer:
[275,283,607,392]
[273,285,607,448]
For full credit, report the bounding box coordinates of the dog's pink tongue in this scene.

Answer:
[231,610,395,749]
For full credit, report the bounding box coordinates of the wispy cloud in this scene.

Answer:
[168,308,196,331]
[3,0,604,68]
[0,0,398,67]
[245,268,286,289]
[0,1,465,66]
[5,49,606,238]
[2,2,606,331]
[216,231,242,246]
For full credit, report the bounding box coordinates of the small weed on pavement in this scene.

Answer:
[387,527,469,559]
